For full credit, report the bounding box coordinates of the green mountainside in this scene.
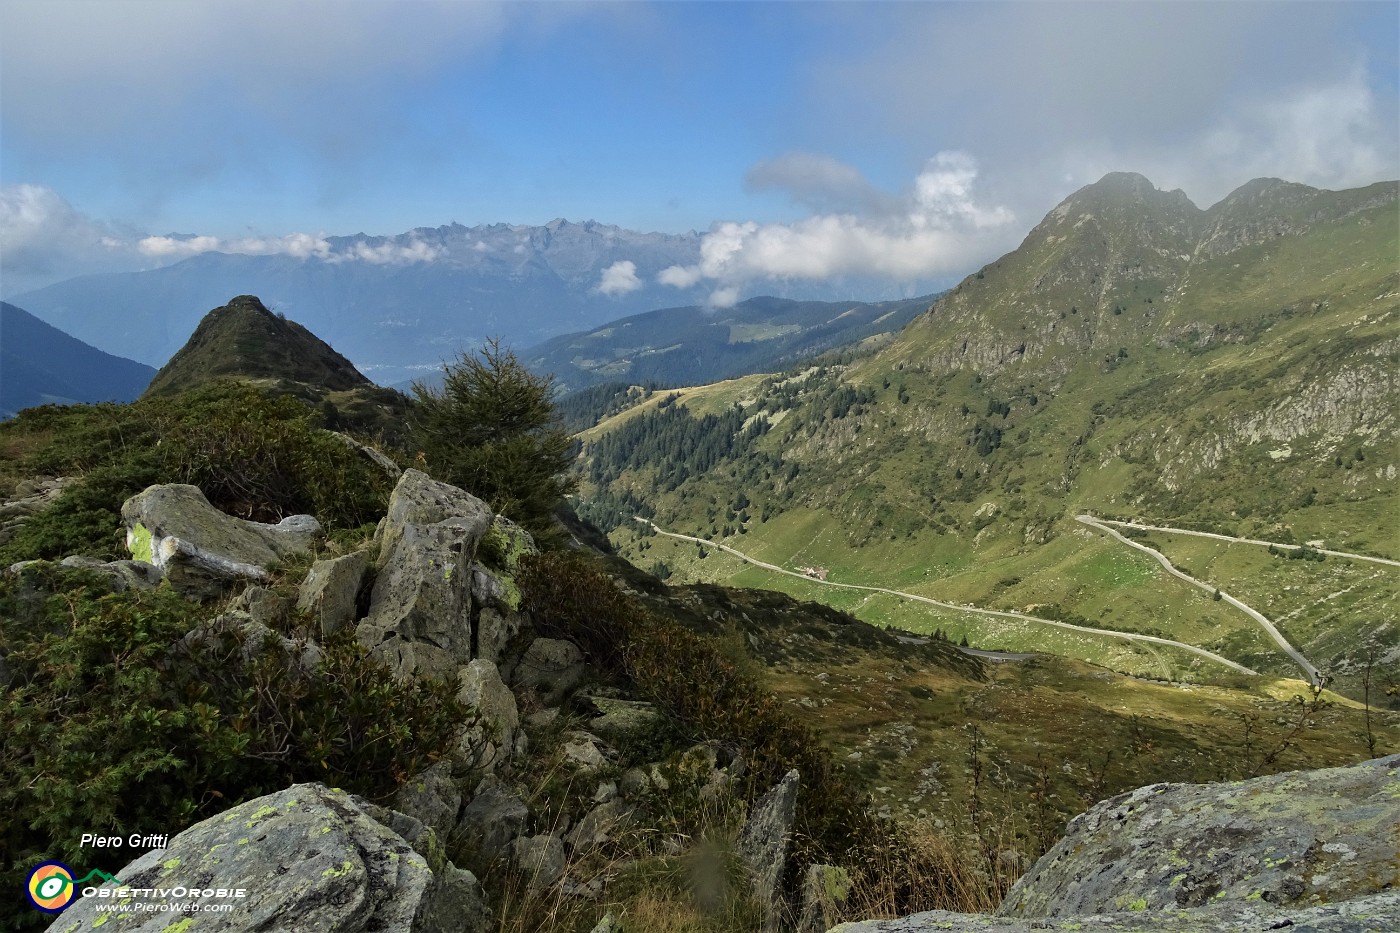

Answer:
[524,293,937,394]
[578,174,1399,701]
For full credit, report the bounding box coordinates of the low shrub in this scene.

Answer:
[0,383,394,565]
[517,551,875,879]
[0,565,464,932]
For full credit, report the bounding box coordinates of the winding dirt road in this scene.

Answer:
[1076,515,1322,685]
[1085,517,1399,568]
[637,517,1257,677]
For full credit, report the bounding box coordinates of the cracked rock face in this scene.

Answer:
[45,783,490,933]
[998,753,1400,918]
[356,470,493,683]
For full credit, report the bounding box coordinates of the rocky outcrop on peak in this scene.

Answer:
[44,783,492,933]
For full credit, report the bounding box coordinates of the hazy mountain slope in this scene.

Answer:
[525,293,937,393]
[0,301,155,418]
[579,174,1399,697]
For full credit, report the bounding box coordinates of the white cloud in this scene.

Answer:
[596,259,642,296]
[341,239,442,265]
[132,231,444,265]
[657,264,703,288]
[661,151,1016,298]
[136,235,223,259]
[0,184,143,293]
[746,151,894,215]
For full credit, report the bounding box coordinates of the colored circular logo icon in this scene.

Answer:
[26,861,76,913]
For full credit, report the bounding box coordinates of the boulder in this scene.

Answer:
[828,893,1400,932]
[55,555,162,591]
[454,659,520,772]
[562,732,610,773]
[998,753,1400,918]
[454,774,529,872]
[122,483,322,597]
[297,549,371,635]
[511,834,567,891]
[798,863,852,933]
[513,637,588,705]
[394,761,463,848]
[737,769,801,932]
[356,472,493,682]
[239,584,290,627]
[374,469,493,566]
[564,800,636,853]
[587,697,667,747]
[43,783,490,933]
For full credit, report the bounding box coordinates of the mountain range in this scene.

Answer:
[8,219,940,388]
[577,173,1399,701]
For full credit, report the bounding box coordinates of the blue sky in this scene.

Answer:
[2,0,1397,296]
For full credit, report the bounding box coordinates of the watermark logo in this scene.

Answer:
[25,863,124,914]
[26,862,77,913]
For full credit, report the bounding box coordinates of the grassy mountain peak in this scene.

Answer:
[143,294,373,398]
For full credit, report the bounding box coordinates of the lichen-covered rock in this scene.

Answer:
[374,469,493,567]
[394,761,463,848]
[998,754,1400,918]
[297,549,371,635]
[121,483,322,597]
[738,768,800,932]
[827,892,1400,932]
[511,834,566,891]
[356,472,493,682]
[798,863,852,933]
[513,637,588,705]
[44,783,490,933]
[454,774,529,872]
[587,698,666,746]
[454,659,520,772]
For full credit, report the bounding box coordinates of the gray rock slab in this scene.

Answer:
[44,783,485,933]
[738,768,800,932]
[512,834,566,891]
[297,550,371,635]
[394,761,463,848]
[454,774,529,872]
[357,520,479,682]
[122,483,321,597]
[829,891,1400,932]
[999,754,1400,918]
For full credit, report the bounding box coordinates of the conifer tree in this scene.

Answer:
[410,338,576,537]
